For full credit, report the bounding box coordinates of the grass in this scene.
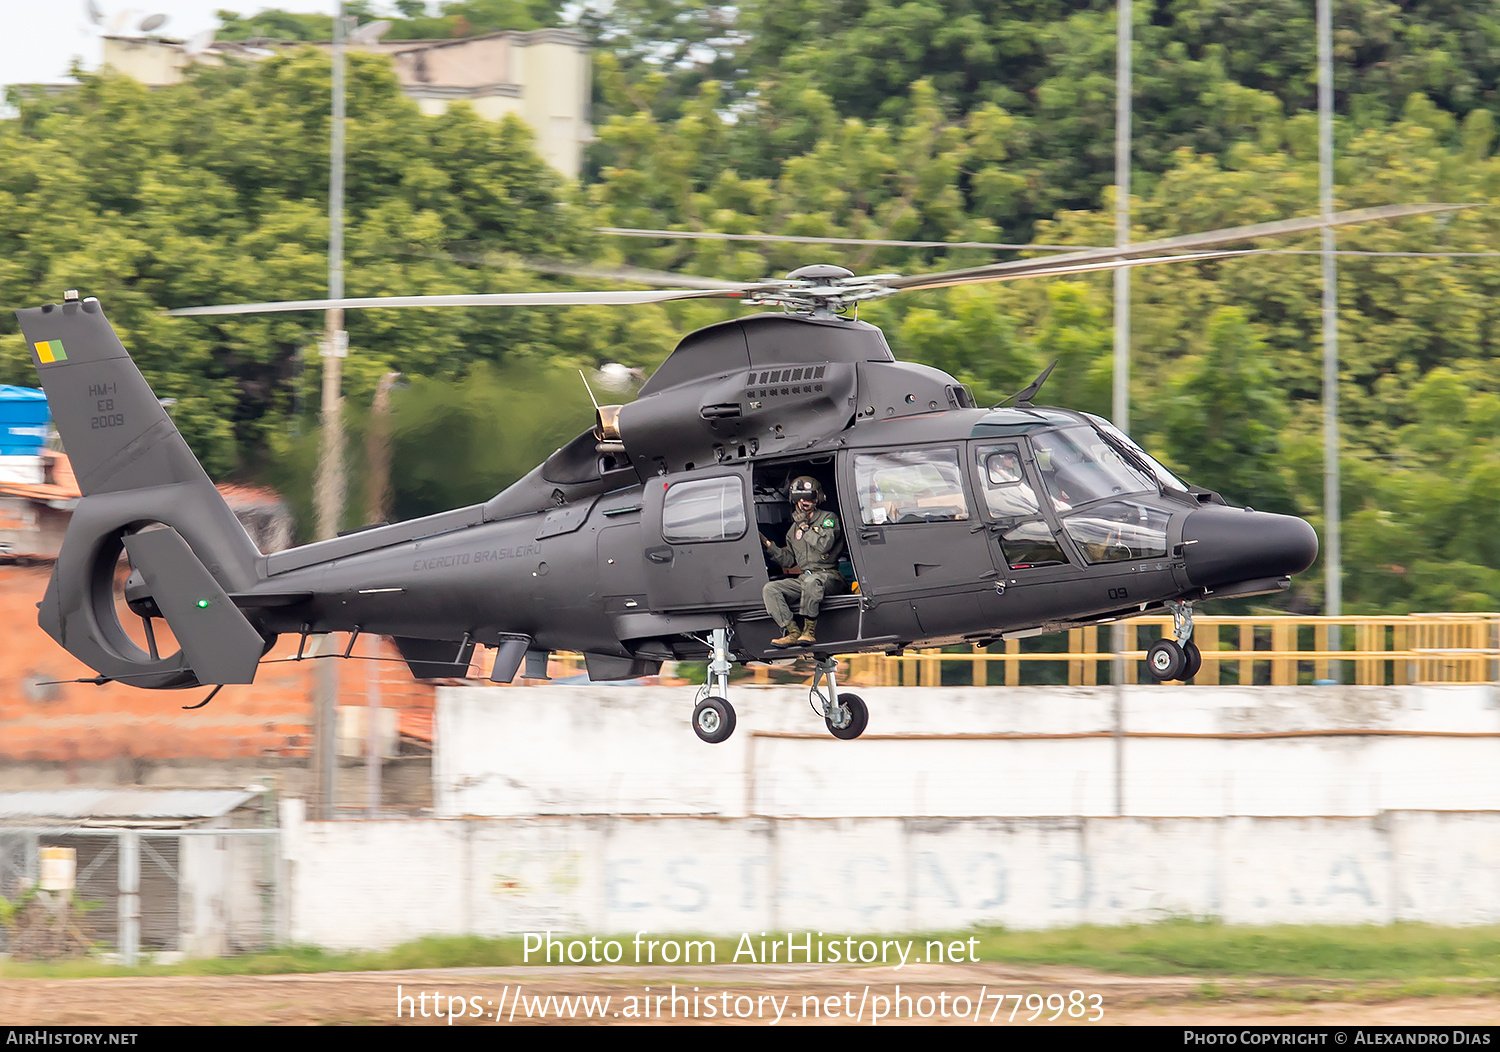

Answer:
[964,919,1500,981]
[3,921,1500,987]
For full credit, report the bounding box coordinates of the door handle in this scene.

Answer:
[645,546,673,564]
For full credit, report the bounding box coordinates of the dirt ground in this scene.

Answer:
[2,963,1495,1026]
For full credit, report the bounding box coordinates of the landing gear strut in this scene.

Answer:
[691,627,738,743]
[687,631,871,742]
[1146,600,1201,682]
[811,655,868,740]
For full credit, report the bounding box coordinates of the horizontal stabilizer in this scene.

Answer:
[227,591,313,608]
[123,526,267,684]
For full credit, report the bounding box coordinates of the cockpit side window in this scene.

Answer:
[976,448,1040,518]
[973,442,1068,568]
[854,449,971,525]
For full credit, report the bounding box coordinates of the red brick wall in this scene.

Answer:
[0,564,435,762]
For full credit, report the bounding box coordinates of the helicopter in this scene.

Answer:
[14,203,1453,744]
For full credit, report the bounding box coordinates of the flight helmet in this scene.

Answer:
[789,476,825,505]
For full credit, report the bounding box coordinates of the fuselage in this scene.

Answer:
[246,404,1317,675]
[18,297,1316,689]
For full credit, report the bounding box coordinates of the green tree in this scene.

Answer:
[1159,306,1291,511]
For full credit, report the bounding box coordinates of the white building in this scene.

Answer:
[100,29,592,179]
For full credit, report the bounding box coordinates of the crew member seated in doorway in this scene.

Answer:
[761,476,844,646]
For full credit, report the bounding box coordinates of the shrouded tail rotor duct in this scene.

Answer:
[74,526,198,689]
[43,507,273,690]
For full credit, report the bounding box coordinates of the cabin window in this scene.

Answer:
[854,449,970,525]
[662,476,748,543]
[1063,501,1170,563]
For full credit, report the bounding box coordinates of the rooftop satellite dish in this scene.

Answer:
[84,0,104,26]
[183,29,215,56]
[348,19,393,45]
[139,13,166,33]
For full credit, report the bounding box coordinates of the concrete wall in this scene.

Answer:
[435,684,1500,819]
[278,802,1500,949]
[281,683,1500,949]
[180,830,278,957]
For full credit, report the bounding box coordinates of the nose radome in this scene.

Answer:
[1181,506,1319,588]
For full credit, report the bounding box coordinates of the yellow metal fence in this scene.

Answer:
[840,614,1500,688]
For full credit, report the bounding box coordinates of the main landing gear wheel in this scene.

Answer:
[825,692,868,740]
[1147,639,1187,682]
[693,696,737,744]
[1181,640,1202,681]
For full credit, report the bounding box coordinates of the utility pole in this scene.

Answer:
[365,371,401,816]
[312,2,348,820]
[1111,0,1132,818]
[1318,0,1342,679]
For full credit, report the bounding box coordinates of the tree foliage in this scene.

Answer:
[0,52,672,529]
[4,7,1500,608]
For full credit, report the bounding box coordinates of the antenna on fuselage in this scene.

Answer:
[997,359,1059,409]
[578,368,602,412]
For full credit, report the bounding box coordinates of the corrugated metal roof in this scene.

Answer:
[0,789,259,822]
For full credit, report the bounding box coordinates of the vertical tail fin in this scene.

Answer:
[16,294,267,687]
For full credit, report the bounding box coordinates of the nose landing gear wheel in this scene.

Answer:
[825,692,868,740]
[1147,639,1187,682]
[692,696,737,744]
[1182,640,1203,681]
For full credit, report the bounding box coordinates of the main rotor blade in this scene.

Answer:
[167,287,758,317]
[596,226,1090,252]
[888,202,1470,292]
[900,250,1244,290]
[521,259,749,290]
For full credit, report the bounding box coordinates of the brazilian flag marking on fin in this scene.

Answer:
[34,340,67,364]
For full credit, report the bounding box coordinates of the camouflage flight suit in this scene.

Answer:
[762,507,846,626]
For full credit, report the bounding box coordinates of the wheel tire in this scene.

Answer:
[1182,640,1202,681]
[692,697,736,744]
[826,692,869,740]
[1146,639,1186,682]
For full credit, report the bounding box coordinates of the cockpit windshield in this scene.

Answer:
[1083,414,1189,493]
[1032,425,1158,510]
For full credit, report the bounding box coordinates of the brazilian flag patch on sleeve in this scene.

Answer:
[823,516,835,527]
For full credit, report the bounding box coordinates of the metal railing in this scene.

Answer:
[535,615,1500,687]
[840,614,1500,687]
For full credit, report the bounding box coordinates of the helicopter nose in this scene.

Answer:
[1180,506,1319,588]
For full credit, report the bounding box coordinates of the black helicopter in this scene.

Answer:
[14,205,1449,743]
